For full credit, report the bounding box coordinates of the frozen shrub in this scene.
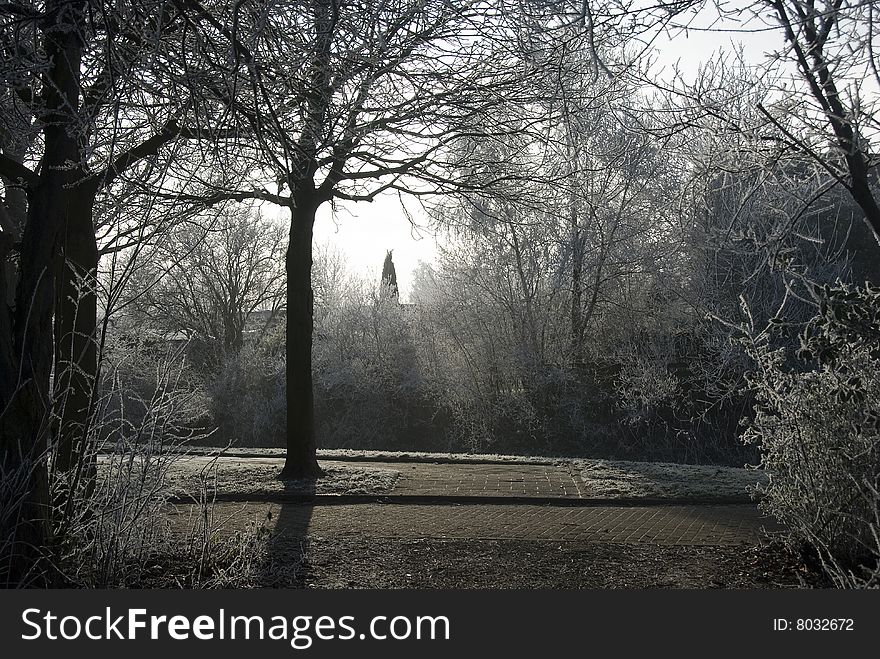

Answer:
[313,290,437,450]
[95,321,212,449]
[208,339,286,447]
[743,283,880,587]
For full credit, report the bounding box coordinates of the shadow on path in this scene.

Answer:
[258,476,316,588]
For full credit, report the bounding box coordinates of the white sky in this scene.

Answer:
[313,5,788,302]
[314,192,438,302]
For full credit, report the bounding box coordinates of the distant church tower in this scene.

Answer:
[381,250,399,303]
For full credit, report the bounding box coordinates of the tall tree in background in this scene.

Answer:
[381,250,399,303]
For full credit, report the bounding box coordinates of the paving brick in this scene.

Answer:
[185,501,778,547]
[171,457,780,547]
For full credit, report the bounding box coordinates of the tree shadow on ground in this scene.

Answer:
[258,479,316,588]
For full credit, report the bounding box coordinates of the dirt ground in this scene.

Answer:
[141,533,810,589]
[269,537,812,589]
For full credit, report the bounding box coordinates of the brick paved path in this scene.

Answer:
[191,501,776,546]
[171,456,776,546]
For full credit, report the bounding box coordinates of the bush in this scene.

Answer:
[0,324,261,587]
[743,283,880,587]
[312,293,445,450]
[208,339,286,447]
[55,337,229,587]
[97,321,212,445]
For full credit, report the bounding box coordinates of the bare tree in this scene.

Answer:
[130,206,286,369]
[649,1,880,247]
[759,0,880,244]
[181,0,549,476]
[0,0,246,581]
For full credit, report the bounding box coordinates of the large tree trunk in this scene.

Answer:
[53,187,99,475]
[0,0,86,585]
[0,148,27,308]
[280,187,323,479]
[0,183,60,586]
[845,158,880,247]
[0,225,53,587]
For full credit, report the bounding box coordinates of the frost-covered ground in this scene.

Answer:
[577,459,766,500]
[110,447,767,501]
[97,457,400,499]
[178,446,567,465]
[170,462,400,498]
